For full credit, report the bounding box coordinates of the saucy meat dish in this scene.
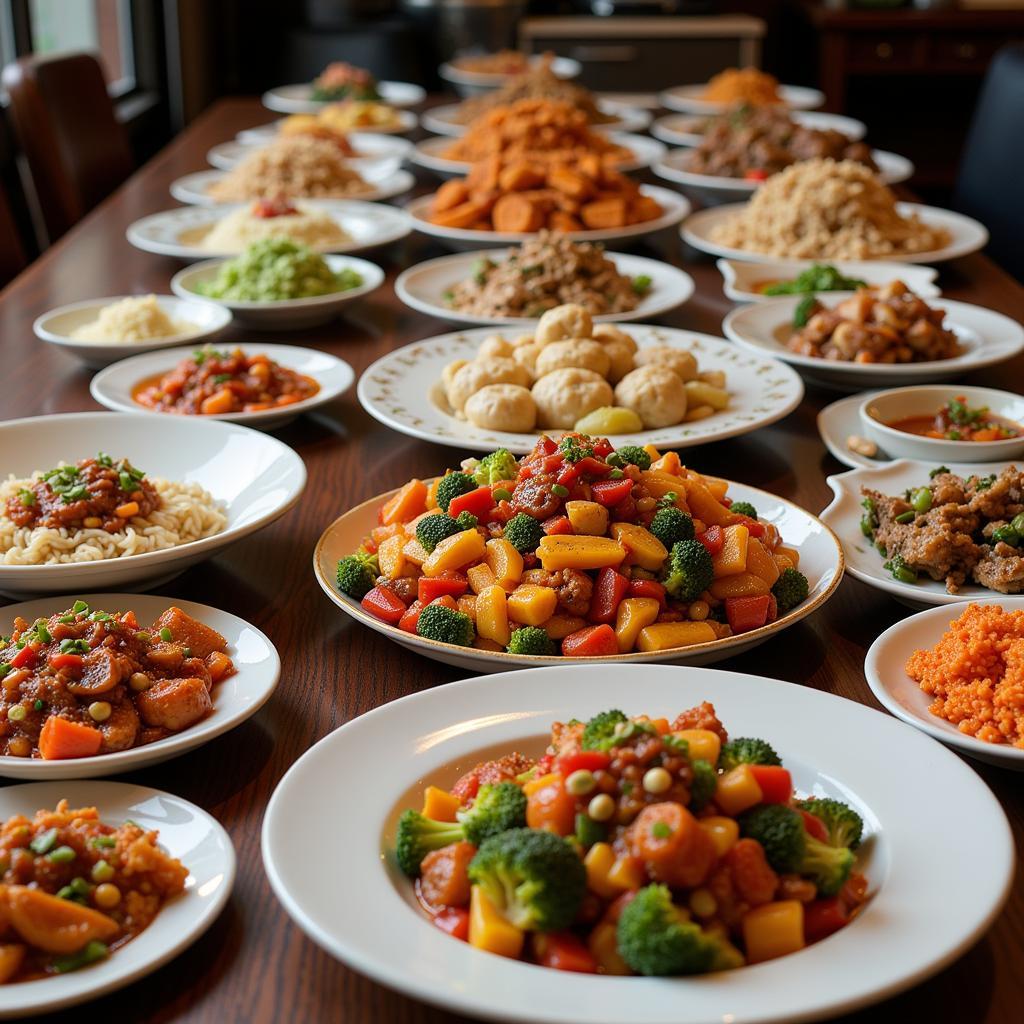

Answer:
[0,600,234,760]
[0,801,187,981]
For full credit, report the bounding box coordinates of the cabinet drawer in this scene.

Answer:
[929,35,1004,70]
[845,34,919,69]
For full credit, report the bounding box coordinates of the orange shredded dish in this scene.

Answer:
[905,603,1024,748]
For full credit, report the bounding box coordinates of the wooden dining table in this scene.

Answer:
[1,96,1021,1023]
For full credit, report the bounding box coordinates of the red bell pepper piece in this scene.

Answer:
[561,624,618,657]
[749,765,792,804]
[418,575,469,603]
[431,907,470,941]
[533,931,599,973]
[556,456,611,488]
[590,478,633,507]
[48,653,84,672]
[734,514,766,538]
[591,437,614,459]
[803,897,849,943]
[10,644,38,670]
[556,750,611,776]
[744,168,769,182]
[451,770,480,802]
[724,595,771,633]
[589,567,629,624]
[612,495,636,522]
[398,600,424,634]
[697,525,724,556]
[447,486,495,520]
[536,436,558,457]
[361,586,407,625]
[627,579,666,607]
[800,809,829,843]
[542,453,565,474]
[542,515,573,536]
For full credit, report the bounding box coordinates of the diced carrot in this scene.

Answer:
[200,389,234,416]
[379,479,428,526]
[115,501,139,518]
[205,650,234,682]
[38,717,103,760]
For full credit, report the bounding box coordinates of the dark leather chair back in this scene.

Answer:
[954,44,1024,281]
[1,52,134,242]
[0,115,27,288]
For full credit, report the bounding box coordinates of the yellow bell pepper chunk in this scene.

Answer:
[650,451,682,475]
[476,584,511,647]
[773,552,795,572]
[421,786,461,822]
[742,901,805,964]
[588,921,632,975]
[699,816,740,858]
[685,479,732,526]
[565,500,609,537]
[523,772,559,797]
[715,765,764,816]
[709,572,771,600]
[467,562,497,595]
[712,524,749,577]
[745,537,781,586]
[614,597,661,653]
[402,537,429,567]
[639,471,690,507]
[643,444,662,462]
[485,538,524,590]
[422,529,486,576]
[376,534,406,580]
[636,621,716,652]
[544,614,587,640]
[583,842,621,899]
[610,524,668,571]
[674,728,721,764]
[537,535,626,572]
[607,854,645,891]
[469,885,525,959]
[507,584,558,626]
[702,475,730,500]
[776,545,800,569]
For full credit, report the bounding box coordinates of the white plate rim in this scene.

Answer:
[659,83,825,114]
[816,391,889,469]
[261,80,425,113]
[437,55,582,88]
[238,109,418,141]
[650,110,867,148]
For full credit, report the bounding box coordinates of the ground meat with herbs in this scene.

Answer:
[509,473,561,520]
[520,568,594,616]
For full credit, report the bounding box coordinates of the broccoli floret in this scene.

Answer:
[581,709,628,751]
[660,539,714,602]
[455,511,478,530]
[335,550,379,599]
[503,513,545,554]
[796,797,864,851]
[689,759,717,813]
[558,435,595,464]
[457,782,527,845]
[435,472,477,512]
[506,626,555,656]
[416,604,475,647]
[394,810,464,877]
[607,445,651,471]
[474,448,519,486]
[772,568,809,612]
[617,884,742,975]
[468,827,585,931]
[416,513,461,553]
[740,804,853,897]
[718,737,781,771]
[649,507,695,550]
[729,501,758,520]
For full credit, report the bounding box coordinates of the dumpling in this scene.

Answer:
[602,340,635,384]
[447,357,531,412]
[535,339,611,380]
[512,342,545,380]
[592,323,638,354]
[477,334,514,360]
[532,368,614,430]
[464,384,537,432]
[442,359,468,395]
[535,303,592,345]
[633,345,698,382]
[614,365,688,428]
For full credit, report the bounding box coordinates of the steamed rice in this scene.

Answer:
[200,203,352,251]
[70,295,195,343]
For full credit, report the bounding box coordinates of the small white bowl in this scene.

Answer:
[859,385,1024,463]
[33,296,232,369]
[170,254,384,329]
[438,55,581,97]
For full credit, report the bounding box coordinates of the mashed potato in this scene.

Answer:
[200,201,352,252]
[70,296,195,344]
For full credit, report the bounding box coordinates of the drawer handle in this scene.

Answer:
[958,43,977,59]
[875,42,893,59]
[570,46,638,63]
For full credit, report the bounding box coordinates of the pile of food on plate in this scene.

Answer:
[0,599,234,759]
[444,234,652,320]
[702,67,783,106]
[906,602,1024,747]
[194,238,362,302]
[861,464,1024,593]
[335,434,809,656]
[206,135,373,203]
[1,453,225,566]
[439,100,633,169]
[882,395,1021,443]
[392,703,868,973]
[786,281,960,363]
[0,800,188,980]
[133,346,319,416]
[69,296,196,344]
[440,304,728,433]
[196,198,353,252]
[450,50,532,76]
[427,156,664,234]
[309,62,381,103]
[685,104,875,181]
[279,100,405,138]
[709,159,951,260]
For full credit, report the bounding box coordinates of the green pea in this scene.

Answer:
[46,845,76,864]
[1011,513,1024,536]
[860,515,874,538]
[992,525,1020,547]
[910,488,932,514]
[551,484,570,498]
[892,564,917,584]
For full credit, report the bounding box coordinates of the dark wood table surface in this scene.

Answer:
[1,97,1021,1024]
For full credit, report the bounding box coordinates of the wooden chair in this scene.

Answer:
[0,115,27,288]
[1,51,134,243]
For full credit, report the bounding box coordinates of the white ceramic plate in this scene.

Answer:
[407,186,691,252]
[237,109,419,143]
[127,200,412,260]
[650,110,867,148]
[420,101,650,138]
[820,457,1014,607]
[169,167,415,207]
[659,83,825,115]
[205,131,412,171]
[865,597,1024,770]
[723,292,1024,389]
[409,132,667,178]
[263,662,1013,1024]
[394,250,695,327]
[357,324,803,454]
[314,475,835,672]
[817,391,888,469]
[717,258,941,304]
[262,80,425,113]
[32,296,232,369]
[681,202,989,266]
[0,594,279,779]
[0,412,306,597]
[0,780,234,1018]
[170,254,384,330]
[438,55,581,96]
[89,344,355,429]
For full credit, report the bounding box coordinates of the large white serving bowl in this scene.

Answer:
[421,101,650,137]
[865,597,1024,770]
[127,200,412,260]
[314,476,837,672]
[722,292,1024,389]
[357,324,803,455]
[205,131,412,171]
[681,202,989,266]
[659,83,825,114]
[407,187,690,252]
[262,80,425,113]
[0,594,279,779]
[89,343,355,430]
[237,109,419,144]
[0,780,234,1019]
[394,249,694,327]
[438,54,582,96]
[262,662,1013,1024]
[819,457,1012,607]
[859,385,1024,463]
[170,254,384,330]
[0,412,306,596]
[651,109,867,148]
[33,295,231,369]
